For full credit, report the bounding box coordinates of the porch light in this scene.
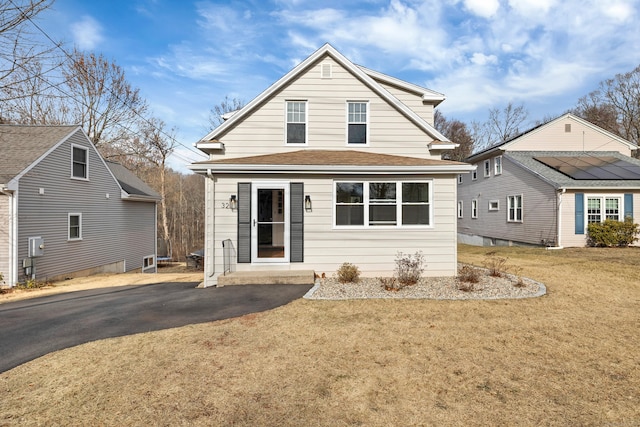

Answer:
[230,194,237,210]
[305,195,312,211]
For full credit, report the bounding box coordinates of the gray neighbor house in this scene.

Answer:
[457,113,640,248]
[0,124,161,287]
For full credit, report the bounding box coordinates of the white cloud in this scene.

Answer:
[463,0,500,18]
[601,1,635,22]
[470,53,498,66]
[508,0,556,15]
[70,15,104,50]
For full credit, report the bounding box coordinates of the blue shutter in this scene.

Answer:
[575,193,584,234]
[624,193,633,220]
[237,183,251,263]
[290,183,304,262]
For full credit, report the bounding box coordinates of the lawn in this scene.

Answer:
[1,245,639,426]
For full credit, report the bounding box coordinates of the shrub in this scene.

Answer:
[336,263,360,283]
[482,251,508,277]
[458,265,481,283]
[394,251,425,286]
[587,217,639,247]
[379,277,401,291]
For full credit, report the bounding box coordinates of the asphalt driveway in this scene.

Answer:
[0,281,312,373]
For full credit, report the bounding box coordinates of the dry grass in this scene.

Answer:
[1,245,639,426]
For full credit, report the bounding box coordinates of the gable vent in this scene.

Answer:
[565,123,571,133]
[321,62,332,79]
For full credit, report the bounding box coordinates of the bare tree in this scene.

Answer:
[0,0,57,103]
[486,102,528,145]
[434,110,475,161]
[208,95,245,130]
[573,65,640,149]
[62,49,148,148]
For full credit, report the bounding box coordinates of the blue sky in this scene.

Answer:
[36,0,640,170]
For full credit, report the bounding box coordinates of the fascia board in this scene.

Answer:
[189,163,475,175]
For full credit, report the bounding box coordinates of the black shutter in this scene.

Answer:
[575,193,584,235]
[290,182,304,262]
[237,183,251,263]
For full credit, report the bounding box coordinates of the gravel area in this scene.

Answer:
[304,265,546,300]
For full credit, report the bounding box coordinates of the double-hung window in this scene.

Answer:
[68,213,82,240]
[72,145,88,179]
[587,196,621,223]
[507,195,523,222]
[457,201,463,218]
[335,181,430,227]
[471,199,478,219]
[484,160,491,177]
[286,101,307,144]
[347,101,367,144]
[494,156,503,175]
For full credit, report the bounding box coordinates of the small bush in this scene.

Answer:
[16,278,49,290]
[395,251,425,286]
[587,217,639,247]
[510,266,526,288]
[483,251,508,277]
[458,265,481,283]
[458,281,476,292]
[336,263,360,283]
[379,277,401,291]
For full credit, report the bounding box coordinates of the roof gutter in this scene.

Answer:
[189,164,476,175]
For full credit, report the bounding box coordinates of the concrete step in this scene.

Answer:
[217,270,315,286]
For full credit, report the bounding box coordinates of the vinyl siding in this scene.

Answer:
[0,194,10,280]
[507,116,633,156]
[16,129,156,282]
[213,56,438,161]
[457,156,557,245]
[375,81,435,125]
[208,173,458,279]
[561,190,640,247]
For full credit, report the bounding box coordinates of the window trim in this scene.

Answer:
[333,180,432,228]
[285,100,308,145]
[586,194,623,226]
[507,195,523,223]
[494,156,503,175]
[472,167,478,181]
[457,201,463,218]
[471,199,478,219]
[142,255,156,272]
[346,101,369,145]
[458,174,463,185]
[68,213,82,241]
[489,200,500,211]
[71,144,89,180]
[484,160,491,177]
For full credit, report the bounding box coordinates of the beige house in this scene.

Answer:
[457,113,640,248]
[190,44,474,287]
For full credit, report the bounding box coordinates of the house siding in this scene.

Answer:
[561,190,640,247]
[213,56,438,161]
[15,129,155,282]
[208,173,458,278]
[458,156,557,246]
[375,81,435,125]
[506,116,633,156]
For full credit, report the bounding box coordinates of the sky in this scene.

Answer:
[33,0,640,171]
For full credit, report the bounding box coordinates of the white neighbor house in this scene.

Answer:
[190,44,474,287]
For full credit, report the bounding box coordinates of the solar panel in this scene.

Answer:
[534,156,640,180]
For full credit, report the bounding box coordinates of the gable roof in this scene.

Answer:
[105,161,161,201]
[506,151,640,190]
[197,43,450,146]
[190,149,474,174]
[0,124,79,186]
[466,113,637,162]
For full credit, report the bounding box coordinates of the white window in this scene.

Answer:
[507,195,523,222]
[472,167,478,180]
[458,174,463,184]
[71,144,88,179]
[347,101,368,144]
[68,213,82,240]
[587,196,622,224]
[484,160,491,177]
[457,201,463,218]
[142,255,155,272]
[494,156,502,175]
[286,101,307,144]
[489,200,500,211]
[472,199,478,219]
[335,181,430,227]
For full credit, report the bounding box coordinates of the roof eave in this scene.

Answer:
[189,163,475,175]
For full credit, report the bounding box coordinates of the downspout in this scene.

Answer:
[547,188,565,250]
[205,168,216,284]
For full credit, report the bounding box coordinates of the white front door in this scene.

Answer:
[251,182,289,263]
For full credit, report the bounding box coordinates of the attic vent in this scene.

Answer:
[565,123,571,133]
[321,62,332,79]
